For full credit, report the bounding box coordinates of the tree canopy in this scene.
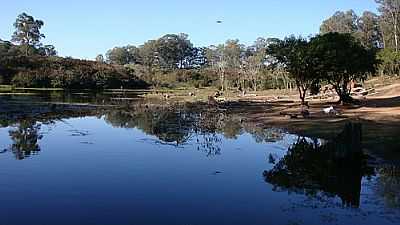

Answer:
[268,36,319,105]
[310,33,376,103]
[11,13,45,56]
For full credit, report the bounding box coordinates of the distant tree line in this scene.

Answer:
[0,13,148,89]
[320,0,400,76]
[1,2,399,103]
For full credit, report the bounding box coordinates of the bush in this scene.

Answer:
[0,55,149,89]
[377,49,400,76]
[12,71,51,88]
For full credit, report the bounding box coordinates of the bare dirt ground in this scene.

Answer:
[216,82,400,162]
[228,81,400,124]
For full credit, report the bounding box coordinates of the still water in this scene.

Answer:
[0,93,399,225]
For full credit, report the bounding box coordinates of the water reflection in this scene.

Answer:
[7,120,42,160]
[0,95,399,220]
[104,105,232,156]
[264,123,375,208]
[375,165,400,208]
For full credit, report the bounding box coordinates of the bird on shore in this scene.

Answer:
[323,106,337,114]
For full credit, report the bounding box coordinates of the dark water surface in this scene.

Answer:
[0,93,399,225]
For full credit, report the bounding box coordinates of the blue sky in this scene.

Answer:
[1,0,378,59]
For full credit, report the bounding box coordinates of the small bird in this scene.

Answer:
[323,106,337,114]
[216,20,223,24]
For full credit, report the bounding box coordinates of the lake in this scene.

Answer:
[0,92,399,225]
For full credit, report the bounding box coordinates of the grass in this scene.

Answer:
[0,85,13,91]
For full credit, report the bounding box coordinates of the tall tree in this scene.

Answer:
[11,13,45,56]
[310,33,376,103]
[96,54,105,63]
[242,38,269,91]
[139,40,159,72]
[224,39,245,90]
[185,47,207,69]
[106,47,129,65]
[125,45,141,64]
[320,10,358,34]
[268,36,318,105]
[357,11,383,48]
[156,33,193,69]
[205,45,226,91]
[376,0,400,51]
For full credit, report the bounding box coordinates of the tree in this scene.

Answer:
[139,40,159,72]
[376,0,400,51]
[264,123,373,207]
[156,33,193,69]
[95,54,105,63]
[377,48,400,76]
[242,38,269,91]
[185,47,207,69]
[357,11,383,48]
[11,13,45,56]
[268,36,319,105]
[106,46,131,65]
[320,10,358,34]
[9,120,41,160]
[205,45,226,91]
[244,52,264,91]
[38,45,57,56]
[310,33,376,103]
[125,45,141,64]
[224,39,245,90]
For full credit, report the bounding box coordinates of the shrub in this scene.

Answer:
[377,49,400,76]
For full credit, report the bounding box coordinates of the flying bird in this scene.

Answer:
[216,20,223,24]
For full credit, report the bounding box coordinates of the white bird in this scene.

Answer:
[323,106,336,114]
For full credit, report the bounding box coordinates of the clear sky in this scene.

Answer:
[1,0,378,59]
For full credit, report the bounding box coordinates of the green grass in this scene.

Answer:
[0,85,13,91]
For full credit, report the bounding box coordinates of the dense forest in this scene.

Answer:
[0,0,399,103]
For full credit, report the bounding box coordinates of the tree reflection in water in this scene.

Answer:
[1,100,399,213]
[104,105,227,156]
[8,120,42,160]
[375,165,400,208]
[264,123,375,208]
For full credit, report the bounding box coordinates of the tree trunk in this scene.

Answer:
[25,45,29,56]
[296,81,306,105]
[335,84,353,104]
[390,10,399,52]
[220,72,225,91]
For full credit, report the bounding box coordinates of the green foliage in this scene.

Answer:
[320,10,358,34]
[310,33,377,102]
[106,46,139,65]
[156,33,194,69]
[268,36,319,104]
[376,0,400,51]
[357,11,382,49]
[12,71,50,88]
[320,10,383,49]
[146,69,215,89]
[95,54,105,63]
[377,48,400,76]
[37,45,57,56]
[11,13,45,56]
[0,56,148,89]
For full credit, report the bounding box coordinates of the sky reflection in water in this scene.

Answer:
[0,101,399,225]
